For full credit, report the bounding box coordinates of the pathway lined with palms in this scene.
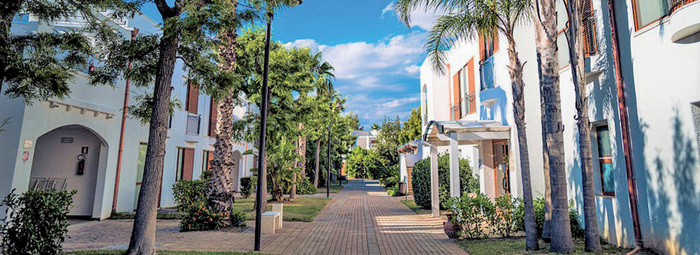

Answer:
[64,179,465,254]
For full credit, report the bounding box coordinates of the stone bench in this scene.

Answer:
[262,212,280,234]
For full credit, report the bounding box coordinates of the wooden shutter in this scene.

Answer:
[208,98,218,137]
[492,32,499,53]
[452,71,461,120]
[183,148,195,180]
[186,83,199,114]
[478,35,486,61]
[467,59,476,114]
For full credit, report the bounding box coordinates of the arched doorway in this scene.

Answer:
[231,150,242,191]
[29,125,107,217]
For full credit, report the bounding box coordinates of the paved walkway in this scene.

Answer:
[64,179,466,255]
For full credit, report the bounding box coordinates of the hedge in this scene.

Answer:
[411,153,478,210]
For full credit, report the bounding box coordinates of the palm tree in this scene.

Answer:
[395,0,538,250]
[563,0,601,251]
[532,0,575,252]
[310,54,335,188]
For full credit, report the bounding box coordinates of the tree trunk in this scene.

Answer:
[536,51,553,243]
[127,27,179,255]
[506,36,538,251]
[533,0,575,252]
[313,139,321,188]
[208,9,239,213]
[565,0,601,251]
[290,123,306,199]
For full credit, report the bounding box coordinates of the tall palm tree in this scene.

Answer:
[395,0,538,250]
[532,0,575,252]
[310,54,335,188]
[563,0,601,251]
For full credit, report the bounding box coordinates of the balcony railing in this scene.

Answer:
[29,177,68,191]
[479,57,494,90]
[186,114,201,135]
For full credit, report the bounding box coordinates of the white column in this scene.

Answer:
[449,133,460,198]
[430,143,440,217]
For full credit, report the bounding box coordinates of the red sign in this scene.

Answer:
[22,151,29,161]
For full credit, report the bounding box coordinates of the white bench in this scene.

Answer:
[262,212,280,234]
[272,203,283,229]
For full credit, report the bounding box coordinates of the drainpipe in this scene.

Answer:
[112,28,139,212]
[606,1,643,248]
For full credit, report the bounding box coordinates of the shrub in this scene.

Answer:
[1,189,76,255]
[179,200,227,231]
[173,179,208,212]
[240,176,256,198]
[448,193,493,239]
[514,197,585,239]
[569,200,585,240]
[229,209,247,227]
[296,177,317,195]
[383,175,399,188]
[489,195,520,237]
[412,154,479,210]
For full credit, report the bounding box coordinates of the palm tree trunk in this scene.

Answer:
[207,2,238,214]
[565,0,601,251]
[127,26,179,255]
[313,139,321,188]
[533,0,575,252]
[536,42,553,244]
[506,36,538,251]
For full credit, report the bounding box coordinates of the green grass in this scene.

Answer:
[400,199,430,214]
[317,181,346,194]
[68,250,263,255]
[231,197,330,222]
[456,238,637,255]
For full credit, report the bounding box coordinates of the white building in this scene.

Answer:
[0,11,255,220]
[419,1,700,254]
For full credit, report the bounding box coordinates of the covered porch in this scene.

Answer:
[421,120,512,217]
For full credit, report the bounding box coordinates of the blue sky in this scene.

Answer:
[141,1,439,129]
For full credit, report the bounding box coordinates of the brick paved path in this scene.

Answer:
[64,179,466,254]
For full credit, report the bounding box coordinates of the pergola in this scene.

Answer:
[421,120,511,217]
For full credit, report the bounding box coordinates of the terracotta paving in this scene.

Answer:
[64,179,466,254]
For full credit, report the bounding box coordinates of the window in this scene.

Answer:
[422,85,428,125]
[202,150,214,173]
[452,71,462,120]
[556,0,597,68]
[185,82,199,114]
[176,147,195,182]
[692,102,700,158]
[208,98,218,137]
[479,34,498,90]
[596,125,615,195]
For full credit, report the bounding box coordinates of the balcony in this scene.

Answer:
[668,0,700,42]
[186,114,201,135]
[479,57,494,90]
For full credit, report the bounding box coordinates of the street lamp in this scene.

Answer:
[327,94,342,198]
[254,1,302,252]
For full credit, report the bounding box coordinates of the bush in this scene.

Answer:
[514,197,585,239]
[179,200,227,231]
[412,154,479,210]
[296,177,317,195]
[489,195,520,237]
[240,176,256,198]
[383,175,399,188]
[1,189,76,255]
[448,193,493,239]
[229,209,247,227]
[173,179,208,212]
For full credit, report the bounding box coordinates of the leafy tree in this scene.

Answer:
[0,0,136,101]
[411,154,478,210]
[395,0,539,250]
[399,107,422,145]
[90,0,241,253]
[373,116,402,168]
[347,147,381,179]
[563,0,601,251]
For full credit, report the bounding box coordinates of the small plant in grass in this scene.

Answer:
[1,189,76,255]
[489,195,520,238]
[229,209,247,227]
[239,176,256,198]
[296,177,317,195]
[179,200,227,231]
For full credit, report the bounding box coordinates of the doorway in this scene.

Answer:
[493,140,510,197]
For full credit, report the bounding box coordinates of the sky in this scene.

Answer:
[141,1,440,129]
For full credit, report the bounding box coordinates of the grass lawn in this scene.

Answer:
[231,197,330,222]
[68,250,263,255]
[456,238,640,255]
[317,181,346,194]
[400,199,429,214]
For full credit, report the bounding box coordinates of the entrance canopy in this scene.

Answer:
[421,120,511,217]
[422,120,510,146]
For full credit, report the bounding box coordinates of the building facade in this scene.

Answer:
[0,11,255,220]
[419,0,700,254]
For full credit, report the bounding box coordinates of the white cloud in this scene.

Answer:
[381,2,442,30]
[381,3,395,18]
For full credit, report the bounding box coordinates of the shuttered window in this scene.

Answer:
[185,83,199,114]
[452,71,462,120]
[596,125,615,196]
[176,147,195,181]
[208,98,218,137]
